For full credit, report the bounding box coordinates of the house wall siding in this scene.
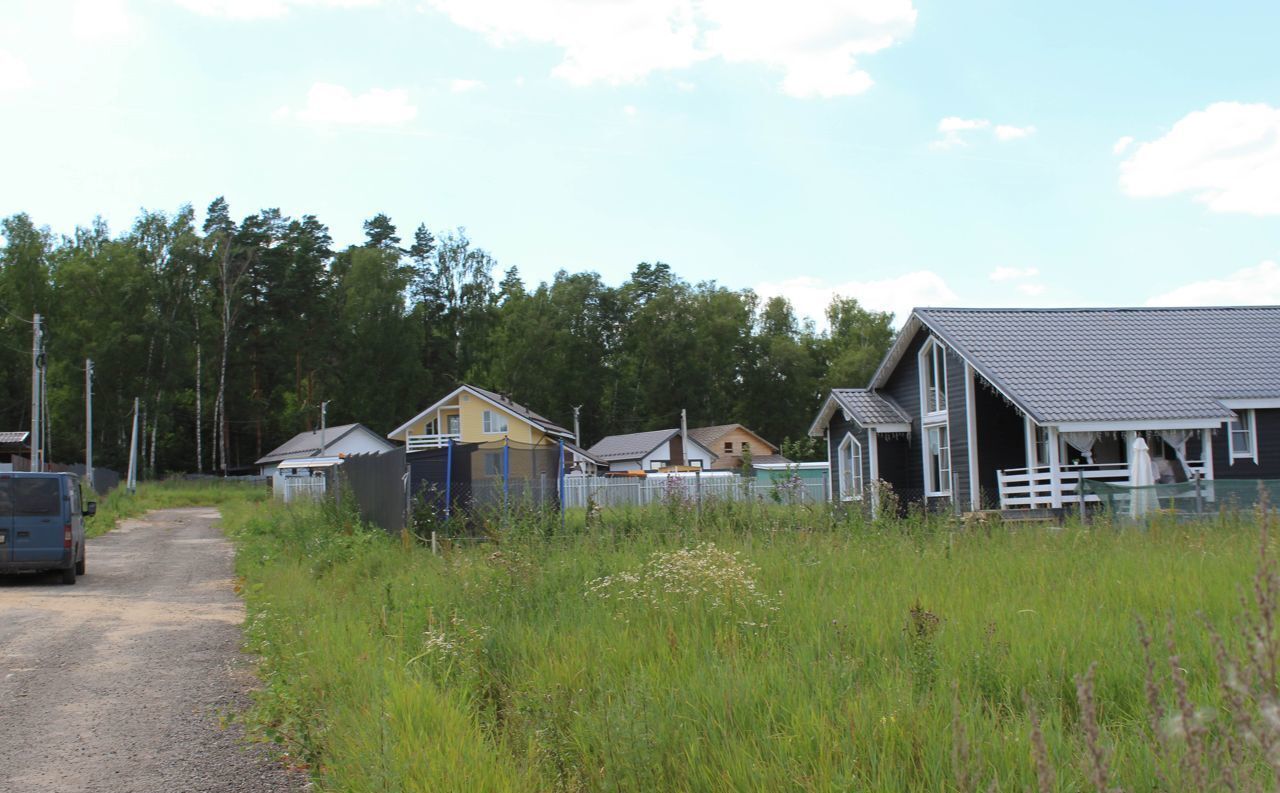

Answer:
[1211,409,1280,480]
[882,328,927,500]
[945,347,970,507]
[826,412,871,498]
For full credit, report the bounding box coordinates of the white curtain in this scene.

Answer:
[1157,429,1194,478]
[1062,431,1099,464]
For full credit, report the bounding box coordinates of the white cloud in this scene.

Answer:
[622,104,638,116]
[0,49,30,95]
[994,123,1035,141]
[934,116,1035,149]
[449,78,484,93]
[1112,135,1134,155]
[989,266,1039,282]
[277,82,417,126]
[1145,260,1280,307]
[938,117,989,133]
[420,0,917,98]
[73,0,133,40]
[755,272,958,328]
[1119,101,1280,215]
[174,0,381,19]
[676,80,696,92]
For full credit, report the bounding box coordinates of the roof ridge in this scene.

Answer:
[917,305,1280,314]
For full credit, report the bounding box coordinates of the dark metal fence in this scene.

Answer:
[9,456,122,493]
[340,448,407,534]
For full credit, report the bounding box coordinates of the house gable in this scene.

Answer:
[388,385,573,446]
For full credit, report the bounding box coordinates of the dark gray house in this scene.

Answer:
[809,306,1280,510]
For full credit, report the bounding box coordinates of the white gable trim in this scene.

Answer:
[1219,398,1280,410]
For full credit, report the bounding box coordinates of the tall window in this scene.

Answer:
[927,425,951,496]
[922,339,947,416]
[1034,425,1050,468]
[838,433,864,500]
[446,414,460,435]
[1229,410,1256,461]
[482,410,509,434]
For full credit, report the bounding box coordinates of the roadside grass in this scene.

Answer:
[85,480,268,538]
[228,499,1278,791]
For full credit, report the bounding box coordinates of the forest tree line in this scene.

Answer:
[0,200,896,475]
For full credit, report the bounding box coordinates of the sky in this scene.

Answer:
[1,0,1278,326]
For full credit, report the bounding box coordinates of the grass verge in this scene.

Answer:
[85,480,268,538]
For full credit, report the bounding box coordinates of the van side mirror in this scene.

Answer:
[84,502,97,517]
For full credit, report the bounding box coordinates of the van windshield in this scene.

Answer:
[12,478,61,516]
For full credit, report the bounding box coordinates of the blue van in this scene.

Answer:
[0,472,95,585]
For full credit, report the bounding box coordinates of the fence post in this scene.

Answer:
[696,469,702,525]
[444,440,453,520]
[431,530,438,555]
[502,438,510,509]
[1078,471,1085,520]
[1195,473,1203,514]
[558,439,566,532]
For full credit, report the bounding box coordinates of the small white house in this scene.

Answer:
[586,429,719,473]
[256,423,394,489]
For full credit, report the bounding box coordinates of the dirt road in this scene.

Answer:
[0,508,300,793]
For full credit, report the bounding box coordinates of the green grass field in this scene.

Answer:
[225,499,1280,791]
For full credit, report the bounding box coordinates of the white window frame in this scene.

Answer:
[1228,410,1258,464]
[924,424,952,497]
[482,410,509,435]
[837,433,864,501]
[918,337,952,497]
[445,414,460,435]
[918,338,948,419]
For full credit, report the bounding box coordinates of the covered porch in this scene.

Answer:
[995,426,1215,510]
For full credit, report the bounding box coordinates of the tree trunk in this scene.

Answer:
[195,329,203,474]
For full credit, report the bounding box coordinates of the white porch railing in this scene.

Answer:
[997,461,1209,509]
[406,433,461,452]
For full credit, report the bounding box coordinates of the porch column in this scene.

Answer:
[1023,414,1037,468]
[1046,426,1062,509]
[824,429,833,502]
[964,363,980,510]
[1202,428,1215,480]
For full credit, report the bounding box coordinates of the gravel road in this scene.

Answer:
[0,508,301,793]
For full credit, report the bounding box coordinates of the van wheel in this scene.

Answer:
[75,551,86,576]
[60,566,76,585]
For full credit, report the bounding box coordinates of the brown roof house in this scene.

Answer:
[687,424,789,470]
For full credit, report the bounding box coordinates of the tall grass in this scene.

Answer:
[85,479,267,537]
[228,499,1274,791]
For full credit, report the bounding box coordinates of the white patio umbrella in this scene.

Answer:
[1128,436,1159,518]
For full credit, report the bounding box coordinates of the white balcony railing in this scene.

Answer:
[406,433,461,452]
[997,461,1209,509]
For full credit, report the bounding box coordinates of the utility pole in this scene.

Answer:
[320,400,330,454]
[572,405,582,448]
[127,397,139,493]
[30,313,42,473]
[85,359,94,492]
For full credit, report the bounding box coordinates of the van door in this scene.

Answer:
[11,476,65,565]
[0,476,12,564]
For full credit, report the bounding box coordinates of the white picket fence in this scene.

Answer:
[560,474,827,509]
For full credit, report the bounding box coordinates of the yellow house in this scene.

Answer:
[387,384,576,452]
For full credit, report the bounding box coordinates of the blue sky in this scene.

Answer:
[2,0,1278,325]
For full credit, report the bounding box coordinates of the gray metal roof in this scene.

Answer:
[831,389,912,426]
[0,431,30,445]
[256,424,363,466]
[911,306,1280,423]
[586,429,679,462]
